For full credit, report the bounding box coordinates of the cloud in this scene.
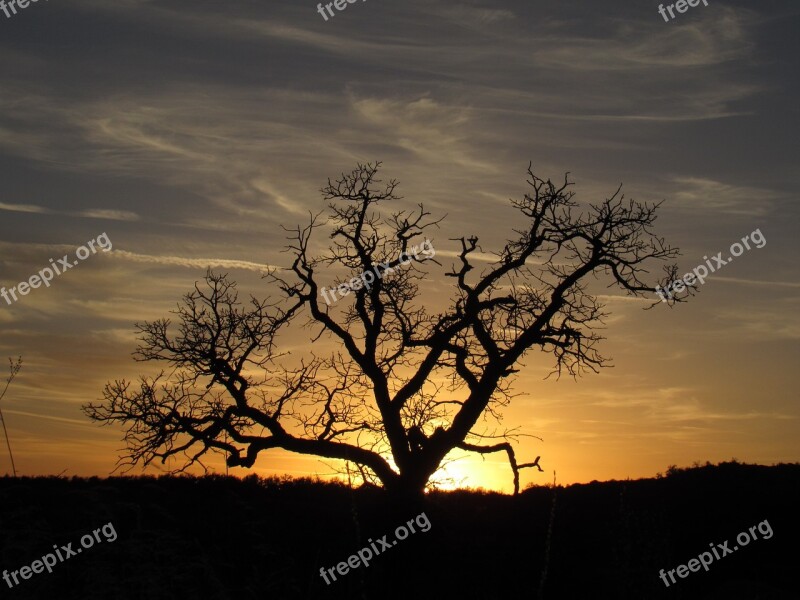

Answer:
[713,306,800,341]
[351,96,490,170]
[0,202,49,214]
[714,276,800,289]
[78,209,140,221]
[532,7,755,71]
[0,202,140,221]
[667,177,783,216]
[589,386,797,423]
[4,409,94,428]
[111,250,279,273]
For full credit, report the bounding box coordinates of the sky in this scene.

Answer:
[0,0,798,492]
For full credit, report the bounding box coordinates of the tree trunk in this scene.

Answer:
[384,469,429,506]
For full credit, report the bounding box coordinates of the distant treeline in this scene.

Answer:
[1,461,798,599]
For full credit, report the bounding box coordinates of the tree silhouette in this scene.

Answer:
[84,162,686,497]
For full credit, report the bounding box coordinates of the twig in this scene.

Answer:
[0,357,22,477]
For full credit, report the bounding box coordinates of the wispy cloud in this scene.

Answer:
[0,202,140,221]
[0,202,49,214]
[714,276,800,289]
[112,250,279,273]
[667,177,783,216]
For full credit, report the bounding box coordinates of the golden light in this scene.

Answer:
[428,453,516,493]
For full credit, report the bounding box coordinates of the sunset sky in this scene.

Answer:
[0,0,798,492]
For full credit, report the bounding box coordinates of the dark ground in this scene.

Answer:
[0,461,798,600]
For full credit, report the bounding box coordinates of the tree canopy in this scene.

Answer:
[85,162,685,496]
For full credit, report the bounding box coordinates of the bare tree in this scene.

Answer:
[84,162,686,497]
[0,356,22,477]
